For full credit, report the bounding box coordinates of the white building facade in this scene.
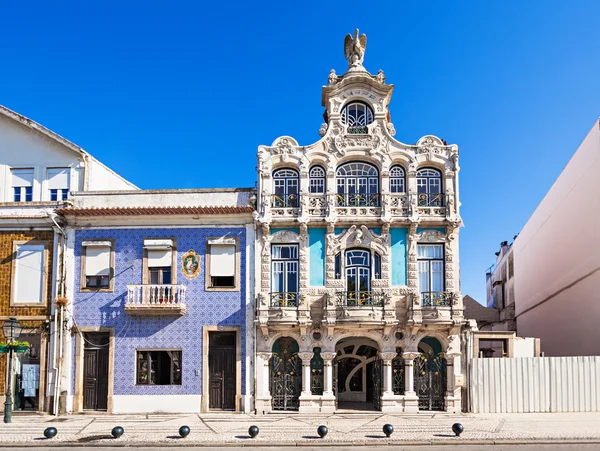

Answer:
[253,32,466,413]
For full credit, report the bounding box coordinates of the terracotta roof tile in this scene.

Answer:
[56,206,255,216]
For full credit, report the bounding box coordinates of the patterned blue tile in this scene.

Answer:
[70,227,248,396]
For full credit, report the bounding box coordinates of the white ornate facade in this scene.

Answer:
[254,32,465,414]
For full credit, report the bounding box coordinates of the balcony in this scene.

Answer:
[388,193,409,216]
[125,284,187,316]
[270,194,300,218]
[415,192,447,216]
[408,291,461,325]
[421,291,454,307]
[325,291,396,329]
[255,291,311,334]
[335,192,382,217]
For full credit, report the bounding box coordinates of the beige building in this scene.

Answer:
[513,119,600,356]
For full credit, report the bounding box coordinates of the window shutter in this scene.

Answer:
[210,244,235,277]
[85,245,111,276]
[12,169,34,187]
[147,249,172,267]
[47,168,70,189]
[14,245,44,303]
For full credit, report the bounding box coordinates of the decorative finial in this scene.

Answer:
[344,29,367,71]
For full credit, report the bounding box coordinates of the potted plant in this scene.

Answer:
[9,341,30,353]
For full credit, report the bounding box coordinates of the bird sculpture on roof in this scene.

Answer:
[344,29,367,70]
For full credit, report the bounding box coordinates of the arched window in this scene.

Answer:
[336,162,379,207]
[309,166,326,194]
[390,165,406,193]
[416,168,443,207]
[340,102,374,134]
[272,168,299,208]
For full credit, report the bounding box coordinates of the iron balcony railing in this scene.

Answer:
[421,291,453,307]
[417,192,445,207]
[347,125,368,134]
[270,292,298,307]
[335,291,385,307]
[126,284,186,307]
[271,194,299,208]
[336,192,380,207]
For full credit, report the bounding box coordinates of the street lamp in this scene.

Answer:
[3,317,22,423]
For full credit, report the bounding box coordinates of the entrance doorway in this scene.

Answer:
[83,332,109,411]
[335,337,380,411]
[415,337,447,411]
[12,332,42,412]
[208,332,236,410]
[270,337,300,411]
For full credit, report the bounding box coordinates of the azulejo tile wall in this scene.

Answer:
[71,227,247,396]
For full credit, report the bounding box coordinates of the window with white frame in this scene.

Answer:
[309,166,326,194]
[272,168,299,208]
[340,101,374,134]
[271,244,298,306]
[390,165,406,193]
[206,239,237,289]
[417,244,445,305]
[82,241,112,290]
[47,167,70,201]
[416,168,443,207]
[12,243,47,304]
[144,239,174,285]
[11,169,34,202]
[336,162,379,207]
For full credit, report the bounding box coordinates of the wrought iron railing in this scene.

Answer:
[271,194,299,208]
[347,125,368,134]
[270,292,298,307]
[336,192,380,207]
[421,291,453,307]
[417,192,444,207]
[392,355,405,394]
[335,291,385,307]
[126,284,186,307]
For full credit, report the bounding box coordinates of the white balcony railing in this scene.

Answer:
[125,284,187,316]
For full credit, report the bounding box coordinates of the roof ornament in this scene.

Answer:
[344,29,367,72]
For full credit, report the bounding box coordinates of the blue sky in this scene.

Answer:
[1,1,599,303]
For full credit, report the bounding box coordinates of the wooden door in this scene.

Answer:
[209,332,236,410]
[83,333,109,411]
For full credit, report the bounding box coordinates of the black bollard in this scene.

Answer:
[111,426,124,438]
[383,424,394,437]
[452,423,464,437]
[43,427,57,439]
[179,425,190,438]
[317,425,328,438]
[248,425,259,438]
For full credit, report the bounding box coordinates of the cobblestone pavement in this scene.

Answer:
[0,412,599,446]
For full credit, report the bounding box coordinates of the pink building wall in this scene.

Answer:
[514,119,600,356]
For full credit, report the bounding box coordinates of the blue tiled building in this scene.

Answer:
[60,189,255,413]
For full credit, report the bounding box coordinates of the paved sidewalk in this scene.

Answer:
[0,412,600,447]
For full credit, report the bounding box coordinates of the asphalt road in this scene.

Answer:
[12,445,600,451]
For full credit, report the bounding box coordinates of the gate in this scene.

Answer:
[270,337,300,411]
[414,351,446,411]
[372,355,382,410]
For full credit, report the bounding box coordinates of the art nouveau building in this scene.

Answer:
[254,33,465,413]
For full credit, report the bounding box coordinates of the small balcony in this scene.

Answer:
[335,290,385,307]
[421,291,454,307]
[270,194,300,218]
[408,291,461,325]
[325,290,395,328]
[415,193,447,216]
[336,192,382,217]
[125,284,187,316]
[256,291,311,334]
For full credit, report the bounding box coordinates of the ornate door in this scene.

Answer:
[83,333,109,411]
[209,332,236,410]
[372,355,382,410]
[270,337,300,411]
[414,351,446,411]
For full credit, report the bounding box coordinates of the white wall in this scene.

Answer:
[514,119,600,356]
[86,157,138,191]
[0,114,84,201]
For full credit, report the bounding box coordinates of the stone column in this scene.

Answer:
[445,352,461,413]
[380,352,397,396]
[298,352,314,396]
[255,352,272,414]
[402,352,420,413]
[322,352,337,396]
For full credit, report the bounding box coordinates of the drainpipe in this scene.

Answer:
[48,212,67,416]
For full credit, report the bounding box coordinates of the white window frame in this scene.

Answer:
[142,238,176,286]
[80,239,115,292]
[46,167,71,201]
[417,244,445,295]
[11,168,34,202]
[10,241,49,306]
[205,237,240,291]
